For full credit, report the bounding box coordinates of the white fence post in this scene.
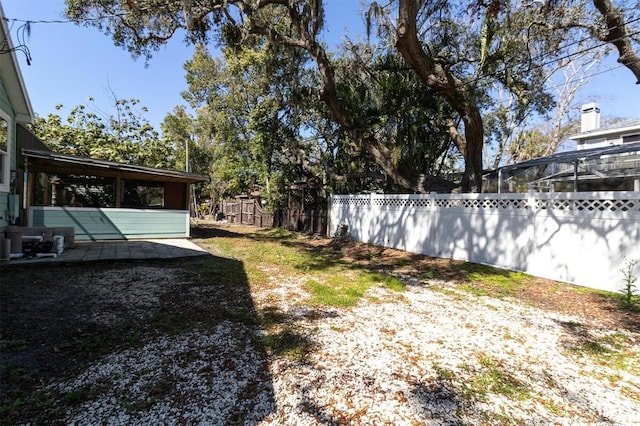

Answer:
[428,192,437,257]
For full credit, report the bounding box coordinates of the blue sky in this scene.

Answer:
[3,0,639,134]
[2,0,369,130]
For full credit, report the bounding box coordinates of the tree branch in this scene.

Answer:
[592,0,640,84]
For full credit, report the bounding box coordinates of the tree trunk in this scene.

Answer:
[361,135,456,193]
[395,0,484,192]
[287,14,457,193]
[253,1,461,193]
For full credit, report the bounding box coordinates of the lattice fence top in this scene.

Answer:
[337,197,371,206]
[433,198,528,209]
[371,198,432,208]
[535,198,639,212]
[332,193,640,214]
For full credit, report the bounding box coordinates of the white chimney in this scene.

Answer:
[580,102,600,133]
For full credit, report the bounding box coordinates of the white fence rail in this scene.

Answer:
[330,192,640,293]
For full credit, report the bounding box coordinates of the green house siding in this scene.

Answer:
[0,78,16,227]
[29,207,189,240]
[0,78,16,165]
[0,77,12,109]
[0,194,7,227]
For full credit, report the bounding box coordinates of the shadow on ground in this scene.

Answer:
[192,222,640,335]
[0,255,275,424]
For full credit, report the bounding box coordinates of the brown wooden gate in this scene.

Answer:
[221,199,274,228]
[221,199,327,235]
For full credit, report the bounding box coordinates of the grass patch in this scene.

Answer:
[620,384,640,402]
[432,362,455,381]
[393,258,413,267]
[579,340,611,356]
[306,271,405,308]
[201,224,411,308]
[0,398,24,419]
[358,271,407,292]
[63,387,94,405]
[459,283,488,297]
[429,286,466,300]
[203,227,338,280]
[559,320,584,331]
[2,339,27,350]
[122,397,156,412]
[454,263,529,299]
[262,327,312,361]
[252,227,298,242]
[127,333,144,348]
[421,266,440,280]
[306,279,365,308]
[259,306,288,327]
[569,332,639,374]
[542,399,563,416]
[569,287,639,311]
[468,355,531,401]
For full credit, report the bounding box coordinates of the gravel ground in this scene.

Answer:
[24,266,638,425]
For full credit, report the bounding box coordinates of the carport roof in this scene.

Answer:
[22,148,209,184]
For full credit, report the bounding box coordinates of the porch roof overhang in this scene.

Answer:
[22,148,209,184]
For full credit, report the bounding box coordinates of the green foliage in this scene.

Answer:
[160,105,214,203]
[3,339,27,349]
[360,270,407,292]
[183,45,306,201]
[31,98,176,169]
[619,258,640,309]
[63,0,640,195]
[63,387,94,405]
[64,0,467,194]
[331,47,459,192]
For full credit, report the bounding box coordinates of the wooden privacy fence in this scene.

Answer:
[222,199,274,228]
[221,199,327,235]
[274,208,327,235]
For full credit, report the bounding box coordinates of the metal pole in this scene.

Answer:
[185,139,190,173]
[573,161,579,192]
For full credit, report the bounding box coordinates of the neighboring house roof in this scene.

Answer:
[0,3,35,124]
[23,148,209,184]
[570,118,640,142]
[484,141,640,177]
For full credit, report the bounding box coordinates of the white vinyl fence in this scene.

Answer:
[330,192,640,293]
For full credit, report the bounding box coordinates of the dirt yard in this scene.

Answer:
[1,224,639,424]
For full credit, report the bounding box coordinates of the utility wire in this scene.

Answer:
[459,28,640,89]
[2,13,126,25]
[543,64,625,92]
[0,21,32,64]
[523,15,640,66]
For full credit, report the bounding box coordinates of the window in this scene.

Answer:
[121,180,164,208]
[0,112,11,192]
[33,173,116,207]
[622,134,640,144]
